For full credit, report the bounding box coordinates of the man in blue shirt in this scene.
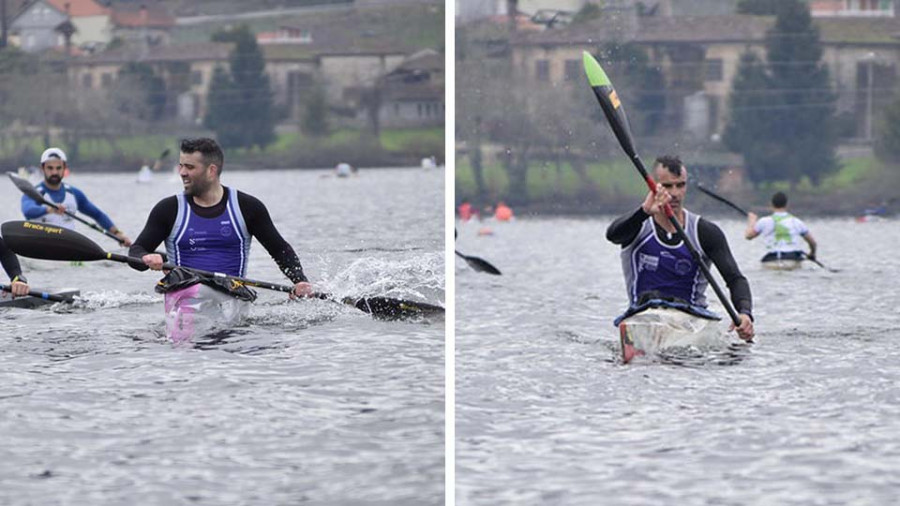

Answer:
[20,148,131,246]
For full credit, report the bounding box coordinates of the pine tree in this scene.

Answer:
[204,66,244,148]
[765,0,837,184]
[207,27,275,150]
[874,92,900,163]
[723,51,779,182]
[724,0,838,185]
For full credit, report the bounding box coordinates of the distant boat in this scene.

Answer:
[335,162,353,178]
[136,165,153,183]
[421,156,437,170]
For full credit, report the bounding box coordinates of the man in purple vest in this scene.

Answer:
[128,138,313,340]
[606,155,754,341]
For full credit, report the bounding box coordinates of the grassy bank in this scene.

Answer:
[1,126,444,171]
[456,154,900,216]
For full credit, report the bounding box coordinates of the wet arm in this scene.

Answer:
[606,208,649,246]
[21,194,48,220]
[802,232,817,257]
[72,187,116,231]
[0,237,23,280]
[128,197,177,270]
[698,219,753,318]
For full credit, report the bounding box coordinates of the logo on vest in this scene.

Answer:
[638,253,659,272]
[220,226,233,237]
[674,258,692,275]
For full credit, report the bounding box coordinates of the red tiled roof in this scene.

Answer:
[45,0,109,17]
[111,4,175,28]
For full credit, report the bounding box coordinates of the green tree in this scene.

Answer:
[723,51,778,182]
[301,81,329,137]
[207,26,275,150]
[737,0,781,15]
[874,92,900,163]
[765,0,837,184]
[724,0,838,184]
[116,62,166,120]
[204,66,244,148]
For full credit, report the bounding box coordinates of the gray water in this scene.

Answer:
[0,168,445,505]
[456,215,900,505]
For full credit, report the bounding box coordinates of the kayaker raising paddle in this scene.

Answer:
[606,155,755,341]
[20,148,132,247]
[128,138,314,341]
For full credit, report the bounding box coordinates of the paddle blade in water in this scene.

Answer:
[465,256,501,275]
[1,220,107,261]
[349,296,445,321]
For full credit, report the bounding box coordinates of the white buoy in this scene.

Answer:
[335,162,352,178]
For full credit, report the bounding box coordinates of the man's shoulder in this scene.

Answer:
[232,189,266,209]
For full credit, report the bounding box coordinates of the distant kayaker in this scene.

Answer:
[20,148,132,247]
[606,155,754,341]
[0,235,29,297]
[494,202,513,221]
[458,200,473,221]
[745,192,817,264]
[128,137,314,295]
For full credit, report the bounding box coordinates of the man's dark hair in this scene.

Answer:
[654,155,683,176]
[180,138,224,175]
[772,192,788,208]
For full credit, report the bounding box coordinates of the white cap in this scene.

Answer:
[40,148,67,164]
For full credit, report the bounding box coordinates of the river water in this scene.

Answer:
[456,215,900,505]
[0,167,445,505]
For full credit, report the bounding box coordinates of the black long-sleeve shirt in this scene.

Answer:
[128,188,307,283]
[0,236,24,281]
[606,207,753,318]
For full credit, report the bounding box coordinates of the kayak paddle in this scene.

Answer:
[0,283,77,303]
[151,148,171,171]
[1,220,444,321]
[7,171,128,247]
[455,250,501,275]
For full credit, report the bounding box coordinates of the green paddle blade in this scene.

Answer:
[582,51,612,87]
[1,220,108,262]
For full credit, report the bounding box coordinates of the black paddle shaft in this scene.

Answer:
[1,220,444,320]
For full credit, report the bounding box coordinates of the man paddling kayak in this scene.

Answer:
[128,138,314,341]
[745,192,817,266]
[606,155,754,341]
[0,235,29,297]
[20,148,132,246]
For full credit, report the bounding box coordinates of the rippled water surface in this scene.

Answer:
[456,215,900,505]
[1,168,444,505]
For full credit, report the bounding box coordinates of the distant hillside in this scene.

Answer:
[166,1,444,50]
[107,0,434,17]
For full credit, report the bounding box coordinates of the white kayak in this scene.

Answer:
[761,258,802,270]
[760,252,804,271]
[617,302,726,364]
[164,283,250,343]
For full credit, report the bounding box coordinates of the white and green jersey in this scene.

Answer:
[754,212,808,253]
